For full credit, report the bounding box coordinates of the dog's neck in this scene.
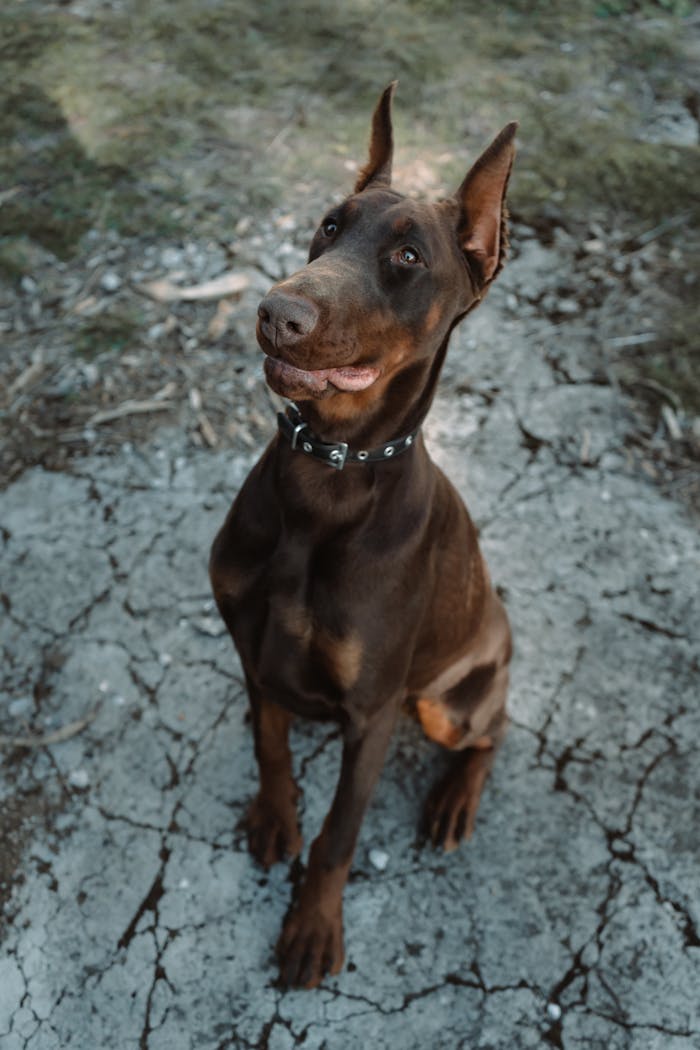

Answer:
[292,330,454,451]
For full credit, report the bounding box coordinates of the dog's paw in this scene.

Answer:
[423,749,494,851]
[246,793,302,869]
[277,905,344,988]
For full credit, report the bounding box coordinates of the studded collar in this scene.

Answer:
[277,404,421,470]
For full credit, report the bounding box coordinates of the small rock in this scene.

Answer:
[99,680,110,693]
[160,246,183,269]
[68,769,90,789]
[9,697,32,717]
[546,1002,562,1021]
[159,652,172,667]
[192,616,226,638]
[100,271,122,292]
[20,275,38,295]
[368,848,389,871]
[81,363,99,387]
[555,297,580,316]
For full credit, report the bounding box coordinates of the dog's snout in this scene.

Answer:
[257,291,319,349]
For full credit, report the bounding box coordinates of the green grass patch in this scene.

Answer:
[3,0,697,251]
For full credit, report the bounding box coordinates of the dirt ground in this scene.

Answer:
[1,2,699,1048]
[1,0,699,498]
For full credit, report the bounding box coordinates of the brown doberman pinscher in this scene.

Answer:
[210,83,516,988]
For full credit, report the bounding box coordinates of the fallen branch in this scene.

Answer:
[139,272,250,303]
[197,411,218,447]
[0,708,99,749]
[607,332,657,349]
[87,399,174,427]
[7,350,45,401]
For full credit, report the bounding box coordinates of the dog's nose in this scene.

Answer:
[257,291,319,348]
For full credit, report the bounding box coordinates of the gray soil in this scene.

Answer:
[1,3,699,1048]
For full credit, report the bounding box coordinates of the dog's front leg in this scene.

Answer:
[246,686,302,869]
[277,697,400,988]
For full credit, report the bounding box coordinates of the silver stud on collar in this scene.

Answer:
[357,450,369,461]
[405,435,413,446]
[303,441,312,453]
[384,446,395,457]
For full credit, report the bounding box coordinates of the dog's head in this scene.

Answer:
[257,84,516,430]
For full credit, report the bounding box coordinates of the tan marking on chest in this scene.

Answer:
[314,628,363,690]
[277,601,313,646]
[210,564,249,605]
[275,602,363,691]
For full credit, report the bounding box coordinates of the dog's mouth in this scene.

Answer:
[263,355,380,399]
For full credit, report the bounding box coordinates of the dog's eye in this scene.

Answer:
[321,219,338,237]
[393,246,421,266]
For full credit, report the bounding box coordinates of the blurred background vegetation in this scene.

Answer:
[1,0,698,411]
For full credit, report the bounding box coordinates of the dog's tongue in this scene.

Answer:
[266,357,378,394]
[324,364,379,391]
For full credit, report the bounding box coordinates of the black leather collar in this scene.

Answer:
[277,404,420,470]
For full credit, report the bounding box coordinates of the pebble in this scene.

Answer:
[68,769,90,789]
[192,616,226,638]
[81,363,99,386]
[100,271,122,292]
[9,697,32,717]
[160,247,183,269]
[159,652,172,667]
[546,1002,562,1021]
[368,848,389,871]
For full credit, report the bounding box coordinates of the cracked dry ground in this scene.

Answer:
[1,230,699,1050]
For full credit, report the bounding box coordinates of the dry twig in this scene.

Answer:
[140,272,249,303]
[0,708,99,750]
[87,399,174,427]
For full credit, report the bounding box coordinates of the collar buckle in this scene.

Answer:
[289,417,308,451]
[327,442,349,470]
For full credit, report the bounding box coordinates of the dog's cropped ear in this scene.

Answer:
[355,82,397,193]
[454,122,517,288]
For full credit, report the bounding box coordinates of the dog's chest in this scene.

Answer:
[234,531,367,714]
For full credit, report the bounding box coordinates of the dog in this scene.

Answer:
[210,83,516,988]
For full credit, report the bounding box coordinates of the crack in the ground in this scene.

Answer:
[617,610,688,641]
[532,643,588,769]
[116,843,171,952]
[588,1008,699,1038]
[113,839,174,1050]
